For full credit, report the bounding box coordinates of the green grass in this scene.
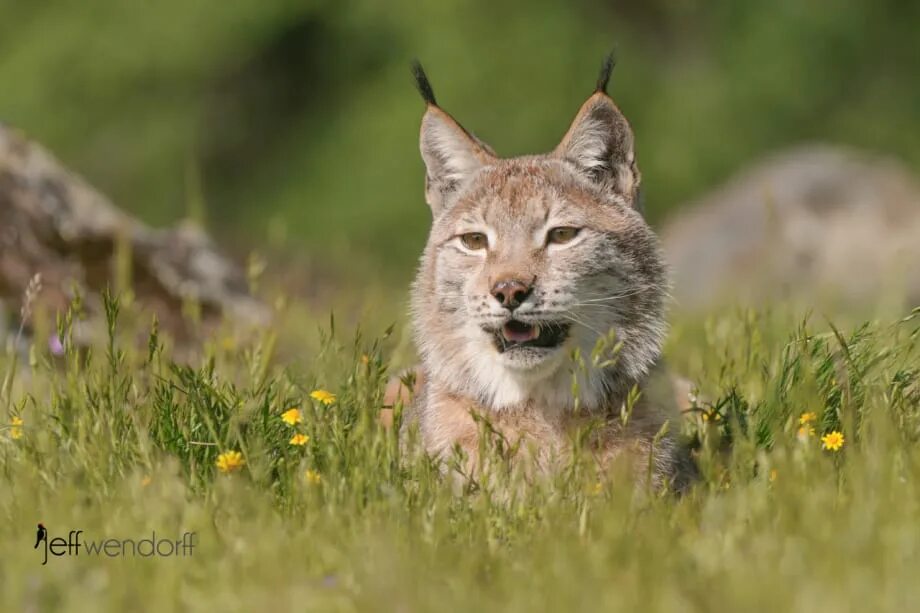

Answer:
[2,292,919,612]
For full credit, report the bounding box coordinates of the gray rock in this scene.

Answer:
[0,122,269,341]
[660,145,920,310]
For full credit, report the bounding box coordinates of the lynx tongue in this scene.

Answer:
[502,320,540,343]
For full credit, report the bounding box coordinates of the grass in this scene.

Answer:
[1,287,919,612]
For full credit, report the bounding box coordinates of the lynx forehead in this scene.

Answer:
[410,56,667,412]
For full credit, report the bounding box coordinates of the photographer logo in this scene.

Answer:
[34,522,196,565]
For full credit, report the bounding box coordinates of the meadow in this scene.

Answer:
[1,284,918,612]
[2,1,918,610]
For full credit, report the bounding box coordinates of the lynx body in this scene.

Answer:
[404,58,695,491]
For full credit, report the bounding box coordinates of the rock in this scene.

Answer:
[660,145,920,310]
[0,122,269,342]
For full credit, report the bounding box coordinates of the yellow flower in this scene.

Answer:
[304,469,322,485]
[281,408,303,426]
[798,412,817,425]
[216,450,245,473]
[141,475,152,487]
[769,469,778,483]
[797,425,815,439]
[9,416,23,440]
[589,482,603,496]
[310,389,336,405]
[821,431,845,452]
[360,354,370,365]
[289,433,309,446]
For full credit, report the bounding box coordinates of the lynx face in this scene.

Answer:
[411,65,667,411]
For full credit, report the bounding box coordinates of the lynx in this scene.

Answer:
[399,56,695,492]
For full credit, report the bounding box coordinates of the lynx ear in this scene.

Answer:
[413,62,496,214]
[554,56,640,205]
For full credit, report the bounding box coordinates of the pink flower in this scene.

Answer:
[48,334,64,356]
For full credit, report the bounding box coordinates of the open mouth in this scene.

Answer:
[488,320,571,353]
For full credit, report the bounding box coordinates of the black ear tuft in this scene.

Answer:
[595,51,616,94]
[411,60,437,106]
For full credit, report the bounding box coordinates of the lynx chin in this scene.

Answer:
[398,55,696,492]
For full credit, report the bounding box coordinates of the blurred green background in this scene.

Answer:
[2,0,917,286]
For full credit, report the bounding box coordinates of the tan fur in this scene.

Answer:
[401,62,696,492]
[416,364,685,488]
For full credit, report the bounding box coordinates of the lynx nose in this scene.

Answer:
[490,278,533,310]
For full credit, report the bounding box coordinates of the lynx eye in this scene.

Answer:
[459,232,488,251]
[547,227,580,245]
